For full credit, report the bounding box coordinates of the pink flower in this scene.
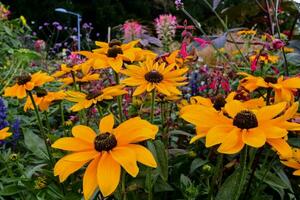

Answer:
[34,39,46,52]
[250,57,258,71]
[154,14,177,44]
[123,21,143,41]
[194,37,210,48]
[221,80,230,92]
[272,39,285,50]
[180,42,188,58]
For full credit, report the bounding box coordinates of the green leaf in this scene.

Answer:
[215,169,241,200]
[23,128,48,160]
[0,184,25,196]
[153,140,168,181]
[255,170,289,189]
[189,158,208,174]
[153,177,174,192]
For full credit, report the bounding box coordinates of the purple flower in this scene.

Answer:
[0,98,9,130]
[11,118,21,145]
[38,26,43,30]
[43,22,49,26]
[175,0,184,10]
[56,25,63,31]
[52,21,60,26]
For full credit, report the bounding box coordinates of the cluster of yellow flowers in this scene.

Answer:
[2,39,190,199]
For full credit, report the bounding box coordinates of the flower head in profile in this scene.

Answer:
[0,127,11,140]
[281,148,300,176]
[237,30,257,36]
[66,85,127,112]
[121,57,188,96]
[4,71,54,99]
[52,114,158,199]
[239,72,300,103]
[181,100,300,156]
[24,89,66,112]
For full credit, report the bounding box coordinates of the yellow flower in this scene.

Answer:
[249,54,279,64]
[180,100,300,156]
[0,127,11,140]
[59,71,100,86]
[78,40,141,73]
[52,64,81,78]
[66,85,127,112]
[121,57,188,96]
[52,114,158,199]
[20,15,27,26]
[281,148,300,176]
[239,72,300,102]
[24,90,66,111]
[4,71,54,99]
[237,30,257,36]
[283,47,294,53]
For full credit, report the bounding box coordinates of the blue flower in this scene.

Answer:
[0,98,9,130]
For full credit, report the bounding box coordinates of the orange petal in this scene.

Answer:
[72,125,96,143]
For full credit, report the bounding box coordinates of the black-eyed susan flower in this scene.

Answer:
[91,39,141,72]
[52,64,81,78]
[0,127,11,140]
[52,114,158,199]
[121,57,188,96]
[180,100,300,156]
[281,148,300,176]
[239,72,300,102]
[4,71,54,99]
[66,85,127,112]
[24,89,66,111]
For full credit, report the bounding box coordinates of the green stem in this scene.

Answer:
[114,72,123,122]
[234,147,248,200]
[208,154,223,200]
[121,171,127,200]
[150,90,156,123]
[161,102,168,147]
[28,91,54,167]
[44,111,51,132]
[96,104,104,119]
[59,102,66,136]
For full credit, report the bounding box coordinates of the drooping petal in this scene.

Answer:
[72,125,97,143]
[218,128,244,154]
[52,137,93,151]
[83,155,101,200]
[242,128,266,148]
[127,144,157,168]
[97,152,121,197]
[281,160,300,169]
[133,84,147,96]
[205,125,233,147]
[110,146,139,177]
[114,118,158,145]
[54,157,90,182]
[267,138,293,158]
[99,114,114,134]
[108,58,123,72]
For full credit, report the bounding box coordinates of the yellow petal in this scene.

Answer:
[281,160,300,169]
[127,144,157,168]
[110,146,139,177]
[218,128,244,154]
[72,125,96,143]
[282,77,300,88]
[52,138,93,151]
[224,100,246,118]
[267,138,293,158]
[256,102,287,121]
[99,114,114,134]
[206,125,233,147]
[63,151,99,162]
[114,118,158,145]
[97,152,121,197]
[54,157,88,182]
[133,84,147,96]
[83,155,101,200]
[108,58,123,73]
[242,128,266,148]
[261,125,287,138]
[293,169,300,176]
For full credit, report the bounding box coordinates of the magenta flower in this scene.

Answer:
[123,21,143,42]
[194,37,211,48]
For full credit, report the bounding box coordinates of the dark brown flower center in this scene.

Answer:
[264,76,277,84]
[213,95,226,111]
[17,74,32,85]
[144,70,164,83]
[36,88,48,97]
[233,110,258,129]
[109,39,122,47]
[86,90,102,100]
[94,133,117,152]
[107,45,123,58]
